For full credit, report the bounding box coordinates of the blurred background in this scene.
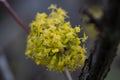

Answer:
[0,0,120,80]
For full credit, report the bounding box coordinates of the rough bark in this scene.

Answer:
[79,0,120,80]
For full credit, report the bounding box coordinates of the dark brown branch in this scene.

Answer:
[79,33,119,80]
[79,35,101,80]
[0,0,30,33]
[79,0,120,80]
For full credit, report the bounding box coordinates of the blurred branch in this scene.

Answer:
[63,68,73,80]
[79,7,103,32]
[0,0,30,33]
[0,47,15,80]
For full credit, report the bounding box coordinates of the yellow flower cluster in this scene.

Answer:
[26,4,88,72]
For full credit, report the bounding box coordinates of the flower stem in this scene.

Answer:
[0,0,30,33]
[63,68,73,80]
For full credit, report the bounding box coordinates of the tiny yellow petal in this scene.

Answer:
[48,4,57,10]
[75,26,80,32]
[52,48,59,53]
[82,33,88,43]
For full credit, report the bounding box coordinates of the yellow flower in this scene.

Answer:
[48,4,57,10]
[75,26,80,32]
[57,8,67,17]
[82,32,88,43]
[26,4,87,72]
[52,48,59,53]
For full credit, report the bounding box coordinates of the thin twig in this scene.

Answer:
[63,68,73,80]
[0,0,30,33]
[0,47,15,80]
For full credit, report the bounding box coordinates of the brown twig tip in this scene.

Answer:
[1,0,30,33]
